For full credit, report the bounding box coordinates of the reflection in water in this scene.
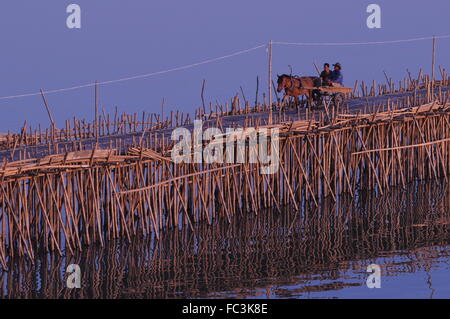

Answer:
[1,181,450,298]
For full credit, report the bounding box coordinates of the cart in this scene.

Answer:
[310,86,353,109]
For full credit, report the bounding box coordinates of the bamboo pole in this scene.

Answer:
[268,40,273,124]
[431,35,436,88]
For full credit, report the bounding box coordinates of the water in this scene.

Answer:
[1,181,449,299]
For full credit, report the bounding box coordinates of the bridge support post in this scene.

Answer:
[431,35,436,93]
[268,40,273,125]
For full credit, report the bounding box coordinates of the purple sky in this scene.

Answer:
[0,0,449,131]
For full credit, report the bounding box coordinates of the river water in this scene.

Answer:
[1,181,449,299]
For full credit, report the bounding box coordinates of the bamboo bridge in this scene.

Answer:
[0,74,449,270]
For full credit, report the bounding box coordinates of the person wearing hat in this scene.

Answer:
[329,63,344,87]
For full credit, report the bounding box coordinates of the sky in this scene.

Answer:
[0,0,449,131]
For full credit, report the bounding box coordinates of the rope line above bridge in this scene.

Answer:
[0,44,266,101]
[0,34,449,101]
[273,35,450,46]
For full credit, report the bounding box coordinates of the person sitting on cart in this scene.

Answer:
[320,63,332,86]
[329,63,343,87]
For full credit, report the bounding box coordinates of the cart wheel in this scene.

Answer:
[310,94,322,109]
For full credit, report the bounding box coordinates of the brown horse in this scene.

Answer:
[276,74,321,107]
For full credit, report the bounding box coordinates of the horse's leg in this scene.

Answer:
[281,94,288,111]
[307,91,313,108]
[294,96,300,108]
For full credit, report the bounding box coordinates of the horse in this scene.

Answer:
[276,74,322,107]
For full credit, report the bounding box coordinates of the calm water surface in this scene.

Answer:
[1,182,450,299]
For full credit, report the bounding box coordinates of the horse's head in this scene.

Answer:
[277,74,288,92]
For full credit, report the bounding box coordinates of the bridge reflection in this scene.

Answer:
[1,181,449,298]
